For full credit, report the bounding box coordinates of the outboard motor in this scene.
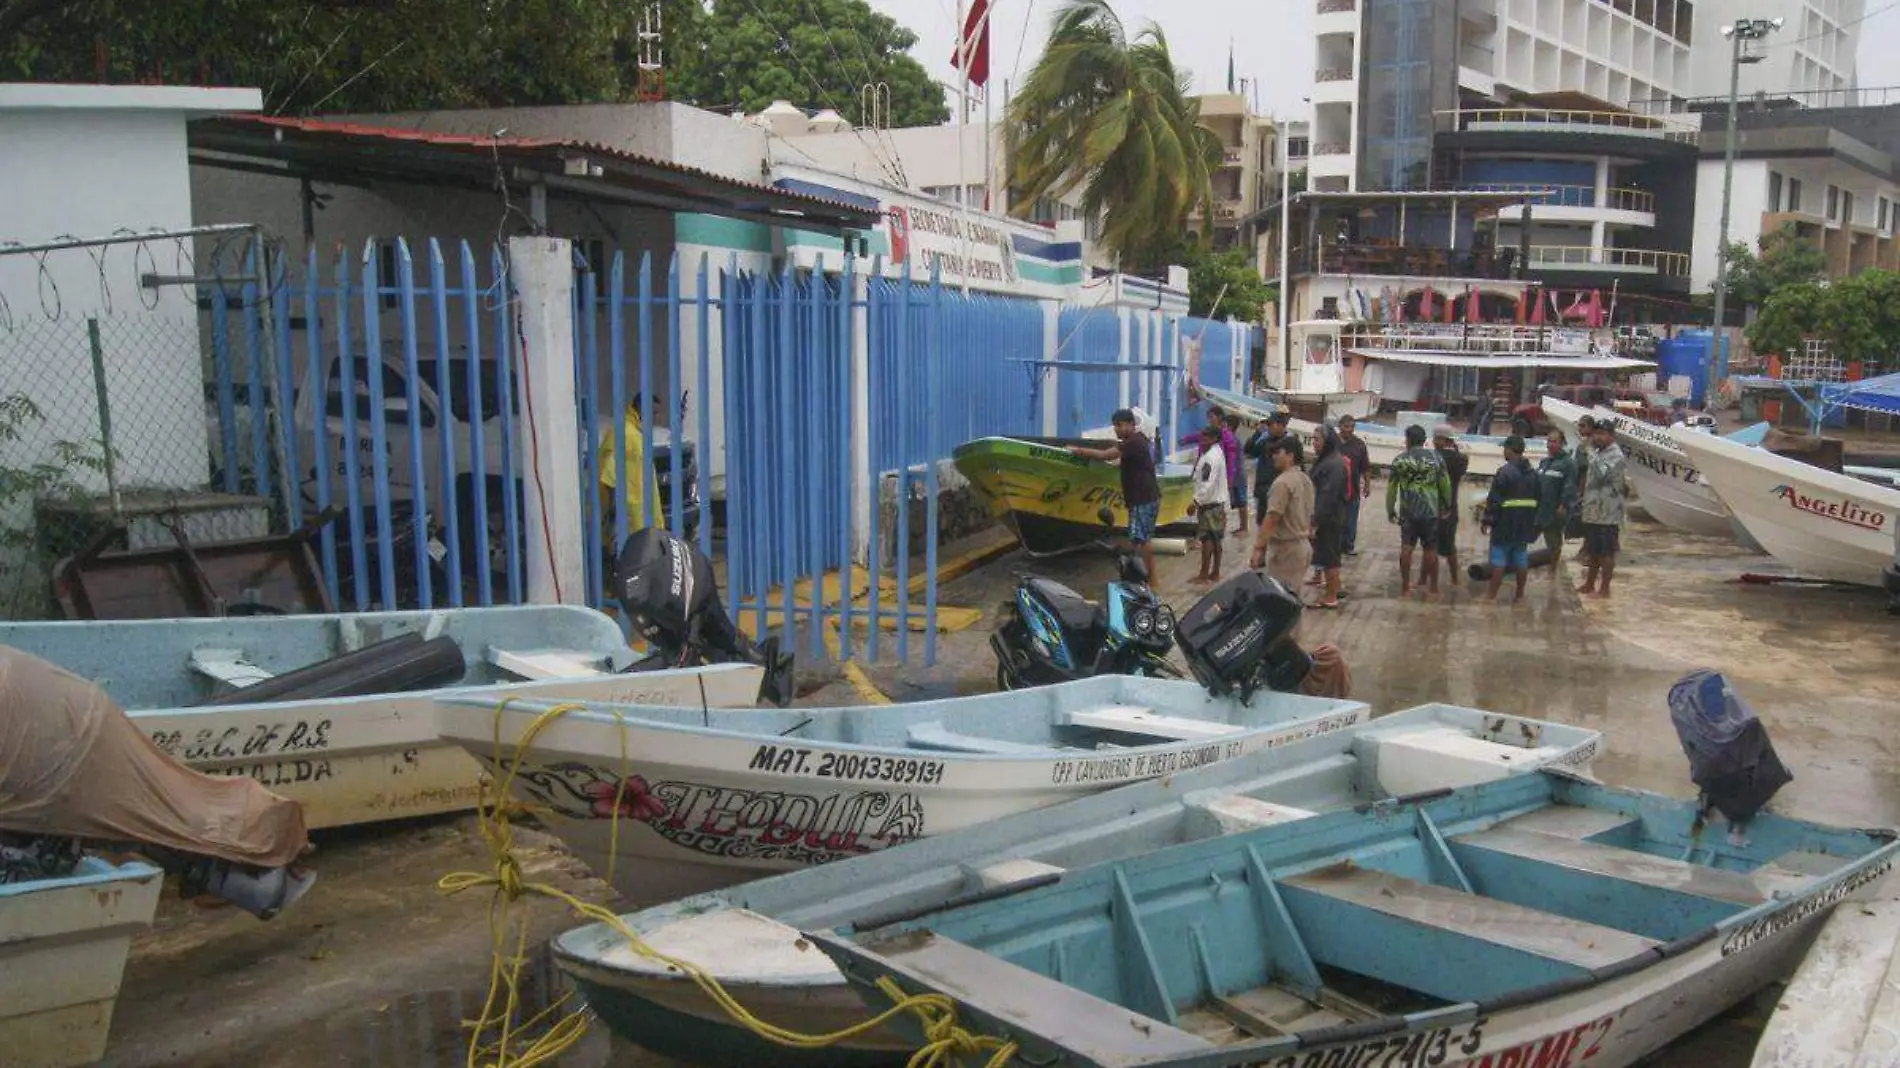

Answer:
[1667,669,1793,834]
[614,528,794,707]
[1174,571,1313,702]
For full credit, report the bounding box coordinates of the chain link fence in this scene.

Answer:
[0,226,284,620]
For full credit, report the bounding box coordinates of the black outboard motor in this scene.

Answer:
[614,528,794,707]
[1174,571,1312,702]
[1667,669,1792,832]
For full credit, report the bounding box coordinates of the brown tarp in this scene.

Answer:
[1299,642,1352,700]
[1761,428,1844,473]
[0,646,308,868]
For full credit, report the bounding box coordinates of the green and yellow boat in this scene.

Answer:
[952,436,1195,557]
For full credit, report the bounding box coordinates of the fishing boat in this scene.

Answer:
[1672,428,1900,586]
[1749,898,1900,1067]
[550,702,1601,1068]
[435,675,1370,903]
[1542,396,1772,540]
[1259,320,1383,423]
[1201,384,1520,478]
[0,607,765,829]
[1,856,163,1068]
[811,770,1898,1068]
[952,436,1194,557]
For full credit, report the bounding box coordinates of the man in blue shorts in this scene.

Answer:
[1067,408,1160,582]
[1481,435,1543,604]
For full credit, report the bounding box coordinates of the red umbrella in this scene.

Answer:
[1586,288,1605,328]
[1466,287,1481,324]
[1514,288,1527,325]
[1419,284,1434,321]
[1529,286,1545,325]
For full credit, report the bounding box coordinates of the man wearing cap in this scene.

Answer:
[1245,410,1304,536]
[1431,425,1470,588]
[1067,408,1160,582]
[1385,424,1452,598]
[1248,435,1314,588]
[1481,435,1543,604]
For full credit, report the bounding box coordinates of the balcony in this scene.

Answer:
[1290,243,1519,279]
[1312,140,1351,156]
[1459,182,1657,225]
[1524,245,1689,276]
[1316,67,1354,82]
[1317,0,1355,11]
[1213,198,1245,222]
[1442,108,1699,142]
[1221,147,1245,166]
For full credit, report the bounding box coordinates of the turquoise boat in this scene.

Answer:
[811,772,1897,1068]
[549,703,1602,1067]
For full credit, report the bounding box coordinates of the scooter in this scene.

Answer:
[613,527,795,707]
[990,547,1180,690]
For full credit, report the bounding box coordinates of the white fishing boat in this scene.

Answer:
[0,857,163,1068]
[1203,384,1519,478]
[551,703,1601,1068]
[1673,428,1900,586]
[1542,396,1771,540]
[1750,898,1900,1067]
[435,675,1371,904]
[0,607,765,829]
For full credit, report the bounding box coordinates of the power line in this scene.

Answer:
[737,0,907,186]
[1764,0,1900,49]
[1011,0,1039,84]
[802,0,908,185]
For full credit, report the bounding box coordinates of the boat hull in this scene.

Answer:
[1201,385,1513,478]
[1673,428,1900,586]
[0,608,765,828]
[951,437,1192,556]
[0,858,163,1068]
[1542,398,1739,538]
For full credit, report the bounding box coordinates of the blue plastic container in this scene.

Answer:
[1658,332,1725,406]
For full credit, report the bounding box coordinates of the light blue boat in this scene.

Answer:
[810,772,1897,1068]
[549,703,1602,1067]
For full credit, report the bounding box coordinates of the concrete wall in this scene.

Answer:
[1692,158,1770,289]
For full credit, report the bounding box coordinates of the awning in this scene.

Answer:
[1353,349,1654,370]
[1823,372,1900,417]
[189,115,880,234]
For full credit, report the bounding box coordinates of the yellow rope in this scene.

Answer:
[437,699,1021,1068]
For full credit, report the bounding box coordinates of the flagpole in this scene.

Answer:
[957,0,971,294]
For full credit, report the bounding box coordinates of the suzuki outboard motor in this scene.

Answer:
[1174,571,1312,702]
[614,528,794,707]
[1667,669,1792,830]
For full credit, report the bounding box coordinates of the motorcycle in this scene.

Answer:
[991,550,1181,691]
[612,527,796,707]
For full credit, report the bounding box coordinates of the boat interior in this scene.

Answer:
[814,773,1894,1064]
[451,677,1364,755]
[0,606,631,707]
[581,707,1598,974]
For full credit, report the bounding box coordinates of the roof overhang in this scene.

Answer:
[188,115,880,234]
[1352,349,1654,370]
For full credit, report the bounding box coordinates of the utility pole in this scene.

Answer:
[1710,16,1780,398]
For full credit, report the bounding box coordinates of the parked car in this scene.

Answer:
[1513,384,1617,437]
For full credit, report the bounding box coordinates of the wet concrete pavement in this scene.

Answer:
[102,490,1900,1068]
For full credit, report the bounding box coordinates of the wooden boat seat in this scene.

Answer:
[1489,805,1639,841]
[906,722,1053,755]
[1452,826,1817,907]
[1190,795,1319,835]
[487,647,604,681]
[1061,705,1242,741]
[846,930,1214,1066]
[969,858,1065,890]
[188,647,274,689]
[1278,865,1659,1001]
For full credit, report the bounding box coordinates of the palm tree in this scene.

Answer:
[1005,0,1221,269]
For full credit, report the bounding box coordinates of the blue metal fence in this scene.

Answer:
[1054,306,1124,437]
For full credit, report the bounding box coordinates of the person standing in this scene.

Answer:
[1246,410,1304,531]
[1431,425,1470,588]
[1189,424,1230,583]
[1576,421,1629,599]
[598,392,664,532]
[1385,424,1452,598]
[1481,435,1543,604]
[1573,415,1599,570]
[1180,407,1243,538]
[1249,438,1314,588]
[1535,429,1579,574]
[1336,415,1373,557]
[1066,408,1160,582]
[1225,413,1250,535]
[1307,426,1350,609]
[1469,391,1495,436]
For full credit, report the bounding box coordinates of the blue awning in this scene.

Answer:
[1824,371,1900,417]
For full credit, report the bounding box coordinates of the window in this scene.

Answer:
[1841,190,1854,226]
[1826,184,1840,221]
[1768,171,1783,211]
[325,357,435,428]
[1287,137,1310,159]
[1880,196,1891,231]
[1788,178,1803,213]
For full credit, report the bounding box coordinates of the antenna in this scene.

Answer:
[859,81,891,131]
[635,2,666,102]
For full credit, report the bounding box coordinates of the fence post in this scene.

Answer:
[509,235,586,605]
[1117,306,1132,414]
[84,318,122,519]
[1039,299,1059,436]
[850,267,872,567]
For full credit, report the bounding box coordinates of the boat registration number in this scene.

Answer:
[748,744,946,786]
[1263,1018,1486,1068]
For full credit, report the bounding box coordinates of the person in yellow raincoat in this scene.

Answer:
[598,393,664,532]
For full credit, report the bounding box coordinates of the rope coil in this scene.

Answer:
[438,698,1020,1068]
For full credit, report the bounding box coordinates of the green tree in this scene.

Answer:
[1820,268,1900,373]
[1745,281,1827,356]
[1714,223,1827,316]
[1005,0,1221,270]
[0,0,943,123]
[1182,246,1271,323]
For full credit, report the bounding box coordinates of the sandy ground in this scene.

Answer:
[100,488,1900,1068]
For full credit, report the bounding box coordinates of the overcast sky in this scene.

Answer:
[864,0,1900,121]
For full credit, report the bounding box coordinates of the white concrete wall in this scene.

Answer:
[1691,158,1769,290]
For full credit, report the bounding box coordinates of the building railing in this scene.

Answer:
[1317,0,1356,12]
[1222,148,1245,165]
[1290,244,1518,279]
[1444,107,1699,142]
[1312,140,1351,156]
[1331,323,1599,356]
[1315,66,1354,82]
[1524,245,1689,275]
[1456,182,1656,214]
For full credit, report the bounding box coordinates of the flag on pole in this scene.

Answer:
[953,0,992,88]
[1228,41,1236,93]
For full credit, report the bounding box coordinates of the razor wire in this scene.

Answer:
[0,224,272,331]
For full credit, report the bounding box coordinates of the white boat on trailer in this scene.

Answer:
[0,857,163,1068]
[1672,427,1900,587]
[435,675,1373,904]
[0,606,765,829]
[550,702,1602,1068]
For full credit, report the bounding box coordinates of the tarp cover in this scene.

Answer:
[0,646,307,867]
[1824,371,1900,418]
[1666,669,1792,824]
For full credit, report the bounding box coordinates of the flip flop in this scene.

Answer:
[1308,599,1341,610]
